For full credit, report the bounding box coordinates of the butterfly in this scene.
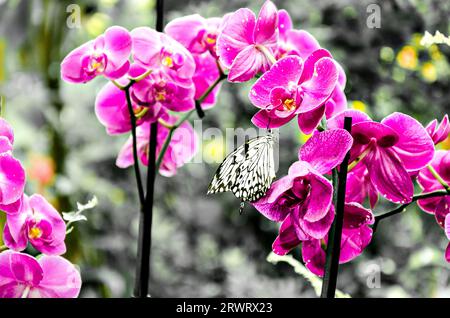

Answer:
[207,132,276,213]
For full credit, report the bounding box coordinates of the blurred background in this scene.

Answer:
[0,0,450,298]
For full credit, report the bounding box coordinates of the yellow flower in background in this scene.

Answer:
[203,139,225,164]
[99,0,119,6]
[351,100,367,112]
[421,62,437,82]
[397,46,418,70]
[429,45,443,61]
[380,46,395,63]
[411,33,424,47]
[85,13,110,37]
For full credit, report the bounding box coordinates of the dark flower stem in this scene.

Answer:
[320,116,352,298]
[124,83,145,205]
[133,0,165,298]
[373,189,450,232]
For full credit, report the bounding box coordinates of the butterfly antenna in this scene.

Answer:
[239,200,245,214]
[265,110,272,132]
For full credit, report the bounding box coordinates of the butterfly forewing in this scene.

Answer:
[207,134,276,202]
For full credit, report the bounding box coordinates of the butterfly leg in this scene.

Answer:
[239,200,245,214]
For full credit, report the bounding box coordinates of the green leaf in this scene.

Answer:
[63,196,98,226]
[62,212,87,223]
[266,252,351,298]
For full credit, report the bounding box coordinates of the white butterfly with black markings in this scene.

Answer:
[207,132,276,213]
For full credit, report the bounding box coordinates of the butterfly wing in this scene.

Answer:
[207,135,275,202]
[207,141,247,195]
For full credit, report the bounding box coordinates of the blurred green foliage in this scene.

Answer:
[0,0,450,298]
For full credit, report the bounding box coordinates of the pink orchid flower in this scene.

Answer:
[95,64,194,136]
[417,150,450,261]
[131,27,195,88]
[3,194,66,256]
[253,129,353,240]
[129,64,195,113]
[165,15,225,108]
[0,251,81,298]
[276,10,347,122]
[165,14,227,59]
[426,114,449,146]
[249,53,338,133]
[274,203,374,276]
[0,153,26,215]
[116,115,198,177]
[217,1,278,82]
[61,26,132,83]
[0,118,25,215]
[328,110,435,204]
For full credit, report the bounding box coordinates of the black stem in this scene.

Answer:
[133,0,164,298]
[373,189,450,232]
[195,100,205,118]
[320,116,352,298]
[124,84,145,205]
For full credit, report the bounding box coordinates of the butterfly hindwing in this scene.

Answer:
[207,134,276,202]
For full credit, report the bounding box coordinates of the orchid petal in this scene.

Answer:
[277,9,293,39]
[272,216,302,255]
[228,46,265,82]
[217,8,256,67]
[298,57,338,114]
[297,104,326,135]
[37,256,81,298]
[251,109,296,129]
[382,112,435,171]
[365,147,413,204]
[254,1,278,46]
[299,129,353,174]
[252,175,296,222]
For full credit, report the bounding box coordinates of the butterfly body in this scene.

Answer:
[207,133,276,204]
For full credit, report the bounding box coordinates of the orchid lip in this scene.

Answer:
[82,52,107,76]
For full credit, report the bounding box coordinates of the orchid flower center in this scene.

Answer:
[270,85,299,113]
[160,47,184,70]
[204,32,217,45]
[83,52,107,75]
[283,98,296,111]
[203,31,218,55]
[28,226,42,239]
[153,81,168,102]
[26,217,51,241]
